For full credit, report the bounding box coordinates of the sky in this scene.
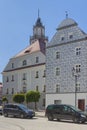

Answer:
[0,0,87,82]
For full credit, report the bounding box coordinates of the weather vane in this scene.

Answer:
[65,11,68,19]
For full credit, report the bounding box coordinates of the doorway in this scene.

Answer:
[78,99,85,111]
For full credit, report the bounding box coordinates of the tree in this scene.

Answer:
[13,93,25,103]
[2,96,8,103]
[26,91,40,110]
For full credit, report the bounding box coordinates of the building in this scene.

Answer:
[46,17,87,111]
[0,82,3,105]
[2,16,48,109]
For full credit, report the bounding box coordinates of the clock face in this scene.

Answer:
[37,28,41,35]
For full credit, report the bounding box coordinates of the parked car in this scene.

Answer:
[0,106,3,115]
[45,104,87,123]
[3,103,35,118]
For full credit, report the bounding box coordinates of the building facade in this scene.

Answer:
[0,82,3,105]
[46,18,87,111]
[2,16,48,109]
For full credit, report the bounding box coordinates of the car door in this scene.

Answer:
[61,105,73,120]
[53,105,62,119]
[12,105,21,116]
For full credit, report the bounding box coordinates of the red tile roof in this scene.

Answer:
[14,39,46,58]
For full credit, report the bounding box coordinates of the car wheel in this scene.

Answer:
[4,113,8,117]
[48,114,53,121]
[20,113,24,118]
[73,117,79,123]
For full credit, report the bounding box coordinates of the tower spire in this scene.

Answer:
[38,9,40,18]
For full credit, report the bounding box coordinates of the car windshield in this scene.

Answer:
[19,104,29,111]
[69,105,82,112]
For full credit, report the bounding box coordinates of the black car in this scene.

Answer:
[3,103,35,118]
[45,104,87,123]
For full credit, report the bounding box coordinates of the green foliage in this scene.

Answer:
[26,91,40,103]
[13,93,25,103]
[2,96,8,102]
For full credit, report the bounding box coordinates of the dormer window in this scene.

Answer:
[12,63,14,68]
[69,34,73,39]
[36,57,39,63]
[61,37,64,41]
[23,60,27,66]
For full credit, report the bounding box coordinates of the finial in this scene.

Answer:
[65,11,68,19]
[38,9,40,18]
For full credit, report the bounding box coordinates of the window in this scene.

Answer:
[12,88,14,94]
[76,47,81,55]
[12,63,14,68]
[6,77,9,82]
[23,73,27,80]
[56,52,60,59]
[43,70,46,77]
[69,34,73,39]
[76,83,80,92]
[61,37,64,41]
[6,88,9,94]
[76,65,81,73]
[36,57,39,63]
[36,86,39,91]
[36,71,39,78]
[56,68,60,76]
[42,98,45,106]
[23,86,26,93]
[56,84,60,93]
[23,60,27,66]
[11,75,14,81]
[43,85,46,92]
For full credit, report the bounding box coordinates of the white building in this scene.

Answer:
[46,17,87,111]
[2,16,48,109]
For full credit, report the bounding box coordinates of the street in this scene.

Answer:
[0,115,87,130]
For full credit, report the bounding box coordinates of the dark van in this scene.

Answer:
[45,104,87,123]
[3,103,35,118]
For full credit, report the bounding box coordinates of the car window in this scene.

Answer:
[47,105,53,110]
[63,106,71,113]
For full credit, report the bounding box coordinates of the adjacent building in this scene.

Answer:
[46,17,87,111]
[2,16,48,109]
[0,82,3,105]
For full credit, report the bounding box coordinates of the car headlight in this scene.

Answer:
[81,114,86,118]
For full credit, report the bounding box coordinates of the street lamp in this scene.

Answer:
[72,67,80,108]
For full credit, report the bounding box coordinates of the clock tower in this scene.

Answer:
[30,13,48,44]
